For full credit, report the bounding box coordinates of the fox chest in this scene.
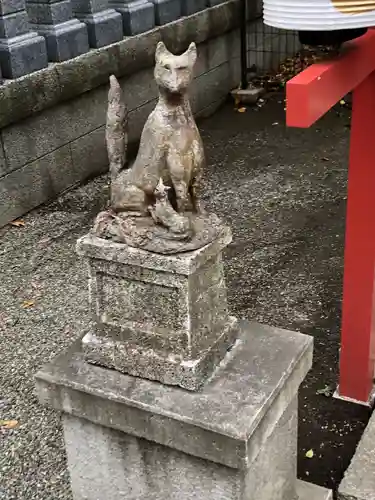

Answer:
[164,124,203,171]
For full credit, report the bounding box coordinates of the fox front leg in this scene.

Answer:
[171,178,192,213]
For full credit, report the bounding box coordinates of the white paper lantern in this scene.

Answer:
[263,0,375,31]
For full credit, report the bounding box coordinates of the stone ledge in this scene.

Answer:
[338,407,375,500]
[35,321,313,470]
[0,0,239,129]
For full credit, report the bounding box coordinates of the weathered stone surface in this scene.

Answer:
[62,397,298,500]
[0,31,48,78]
[83,316,238,390]
[1,84,107,171]
[297,481,333,500]
[71,0,123,48]
[26,0,89,62]
[0,11,29,38]
[231,86,265,104]
[27,0,73,24]
[0,0,239,128]
[207,0,226,5]
[150,0,181,25]
[0,135,6,176]
[92,211,227,254]
[109,0,155,36]
[77,227,236,390]
[181,0,206,15]
[338,409,375,500]
[77,227,231,273]
[0,145,71,226]
[0,0,26,16]
[37,18,89,62]
[77,9,123,48]
[0,0,47,78]
[100,43,213,255]
[70,126,108,181]
[35,321,313,468]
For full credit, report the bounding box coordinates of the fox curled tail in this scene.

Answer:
[106,75,128,181]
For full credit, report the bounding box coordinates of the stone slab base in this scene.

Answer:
[62,396,299,500]
[338,407,375,499]
[297,480,333,500]
[231,87,265,105]
[36,321,314,500]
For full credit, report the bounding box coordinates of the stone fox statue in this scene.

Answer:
[106,41,205,216]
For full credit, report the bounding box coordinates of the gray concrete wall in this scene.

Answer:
[0,0,297,227]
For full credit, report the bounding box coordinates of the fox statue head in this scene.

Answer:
[154,41,197,95]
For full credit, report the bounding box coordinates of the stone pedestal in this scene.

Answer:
[36,222,333,500]
[181,0,206,16]
[76,228,238,391]
[26,0,89,62]
[36,321,332,500]
[72,0,123,48]
[0,0,47,78]
[109,0,154,35]
[150,0,181,25]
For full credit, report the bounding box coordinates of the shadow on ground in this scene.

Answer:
[0,96,370,499]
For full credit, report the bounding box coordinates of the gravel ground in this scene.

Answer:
[0,96,370,499]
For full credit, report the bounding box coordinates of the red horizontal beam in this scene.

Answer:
[286,29,375,128]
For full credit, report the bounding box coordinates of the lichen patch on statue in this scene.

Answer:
[92,41,225,254]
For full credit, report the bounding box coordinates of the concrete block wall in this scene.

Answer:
[0,0,297,227]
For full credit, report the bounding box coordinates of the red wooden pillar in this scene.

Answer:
[286,30,375,404]
[339,72,375,403]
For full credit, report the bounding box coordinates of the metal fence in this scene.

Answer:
[240,0,318,91]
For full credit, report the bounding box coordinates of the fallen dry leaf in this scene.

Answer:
[10,219,25,227]
[0,420,18,429]
[305,449,314,459]
[22,300,35,309]
[237,107,247,113]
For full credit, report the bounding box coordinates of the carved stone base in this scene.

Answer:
[76,227,238,390]
[83,317,238,391]
[92,210,226,255]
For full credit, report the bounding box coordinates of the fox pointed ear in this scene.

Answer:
[155,41,169,62]
[185,42,197,66]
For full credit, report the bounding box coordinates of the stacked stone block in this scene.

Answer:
[26,0,89,61]
[71,0,123,48]
[181,0,206,16]
[206,0,226,5]
[0,0,48,78]
[108,0,155,35]
[150,0,181,25]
